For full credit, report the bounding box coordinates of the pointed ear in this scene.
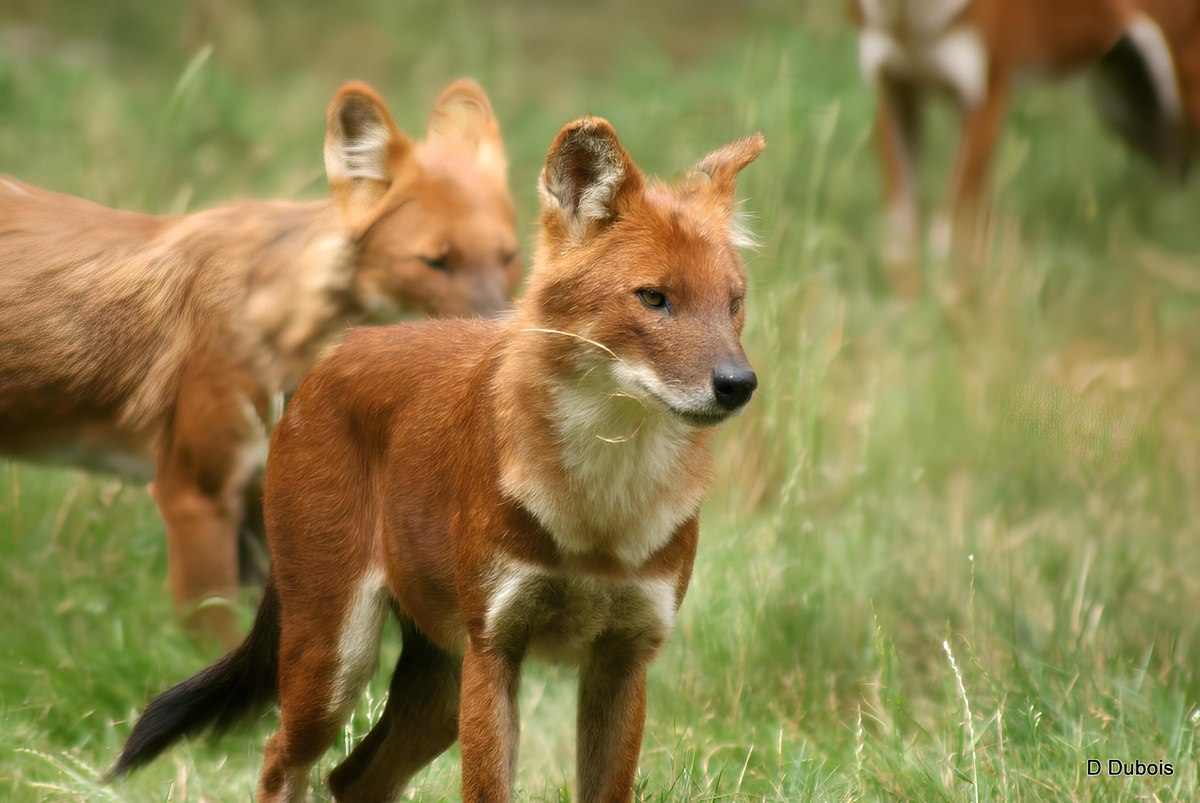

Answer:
[539,116,644,241]
[689,132,766,201]
[324,81,417,233]
[426,78,508,181]
[686,132,766,247]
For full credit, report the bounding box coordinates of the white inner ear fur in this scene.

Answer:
[575,161,622,224]
[539,139,624,239]
[326,115,391,185]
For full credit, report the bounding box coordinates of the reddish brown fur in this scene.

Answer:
[0,79,519,650]
[853,0,1196,288]
[115,117,764,801]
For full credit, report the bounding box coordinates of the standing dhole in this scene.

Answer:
[852,0,1195,287]
[109,116,765,801]
[0,79,520,650]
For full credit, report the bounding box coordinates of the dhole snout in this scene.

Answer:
[111,116,765,802]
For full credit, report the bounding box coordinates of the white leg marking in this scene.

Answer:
[329,569,389,716]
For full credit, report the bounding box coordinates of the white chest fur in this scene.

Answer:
[483,560,679,664]
[504,368,706,567]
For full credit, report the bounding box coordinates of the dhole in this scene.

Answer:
[109,117,765,802]
[852,0,1195,288]
[0,79,519,650]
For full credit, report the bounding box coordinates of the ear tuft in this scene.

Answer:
[539,116,641,239]
[324,81,414,233]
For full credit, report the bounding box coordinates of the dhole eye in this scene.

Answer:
[731,297,742,316]
[637,288,667,309]
[502,250,518,264]
[420,255,449,271]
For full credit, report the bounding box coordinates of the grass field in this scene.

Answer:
[4,1,1200,800]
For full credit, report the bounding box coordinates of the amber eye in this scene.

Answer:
[637,288,667,309]
[420,255,449,271]
[731,297,742,316]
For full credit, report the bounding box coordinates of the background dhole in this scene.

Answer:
[852,0,1199,286]
[109,116,765,802]
[0,79,520,650]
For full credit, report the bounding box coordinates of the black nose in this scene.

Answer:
[712,363,757,410]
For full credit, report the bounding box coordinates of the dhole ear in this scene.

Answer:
[686,132,766,246]
[689,132,766,199]
[539,116,644,241]
[324,81,417,233]
[426,78,508,181]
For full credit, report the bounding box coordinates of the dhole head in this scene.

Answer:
[528,117,765,426]
[325,79,520,319]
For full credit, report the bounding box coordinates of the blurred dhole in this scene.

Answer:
[0,79,520,649]
[852,0,1199,289]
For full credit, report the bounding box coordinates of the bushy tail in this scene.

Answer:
[107,576,282,778]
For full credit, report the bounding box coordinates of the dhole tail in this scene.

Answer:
[107,579,282,778]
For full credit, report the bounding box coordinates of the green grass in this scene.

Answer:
[4,1,1200,800]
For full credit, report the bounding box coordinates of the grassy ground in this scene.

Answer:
[4,1,1200,800]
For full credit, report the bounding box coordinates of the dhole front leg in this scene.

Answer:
[876,74,923,294]
[459,638,521,803]
[577,633,655,803]
[941,68,1011,265]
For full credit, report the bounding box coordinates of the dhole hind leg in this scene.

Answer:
[328,619,462,802]
[1092,14,1192,178]
[154,359,262,651]
[237,469,271,588]
[258,574,390,802]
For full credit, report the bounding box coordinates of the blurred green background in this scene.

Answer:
[3,1,1200,800]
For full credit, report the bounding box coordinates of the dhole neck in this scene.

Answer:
[493,323,712,568]
[232,199,360,392]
